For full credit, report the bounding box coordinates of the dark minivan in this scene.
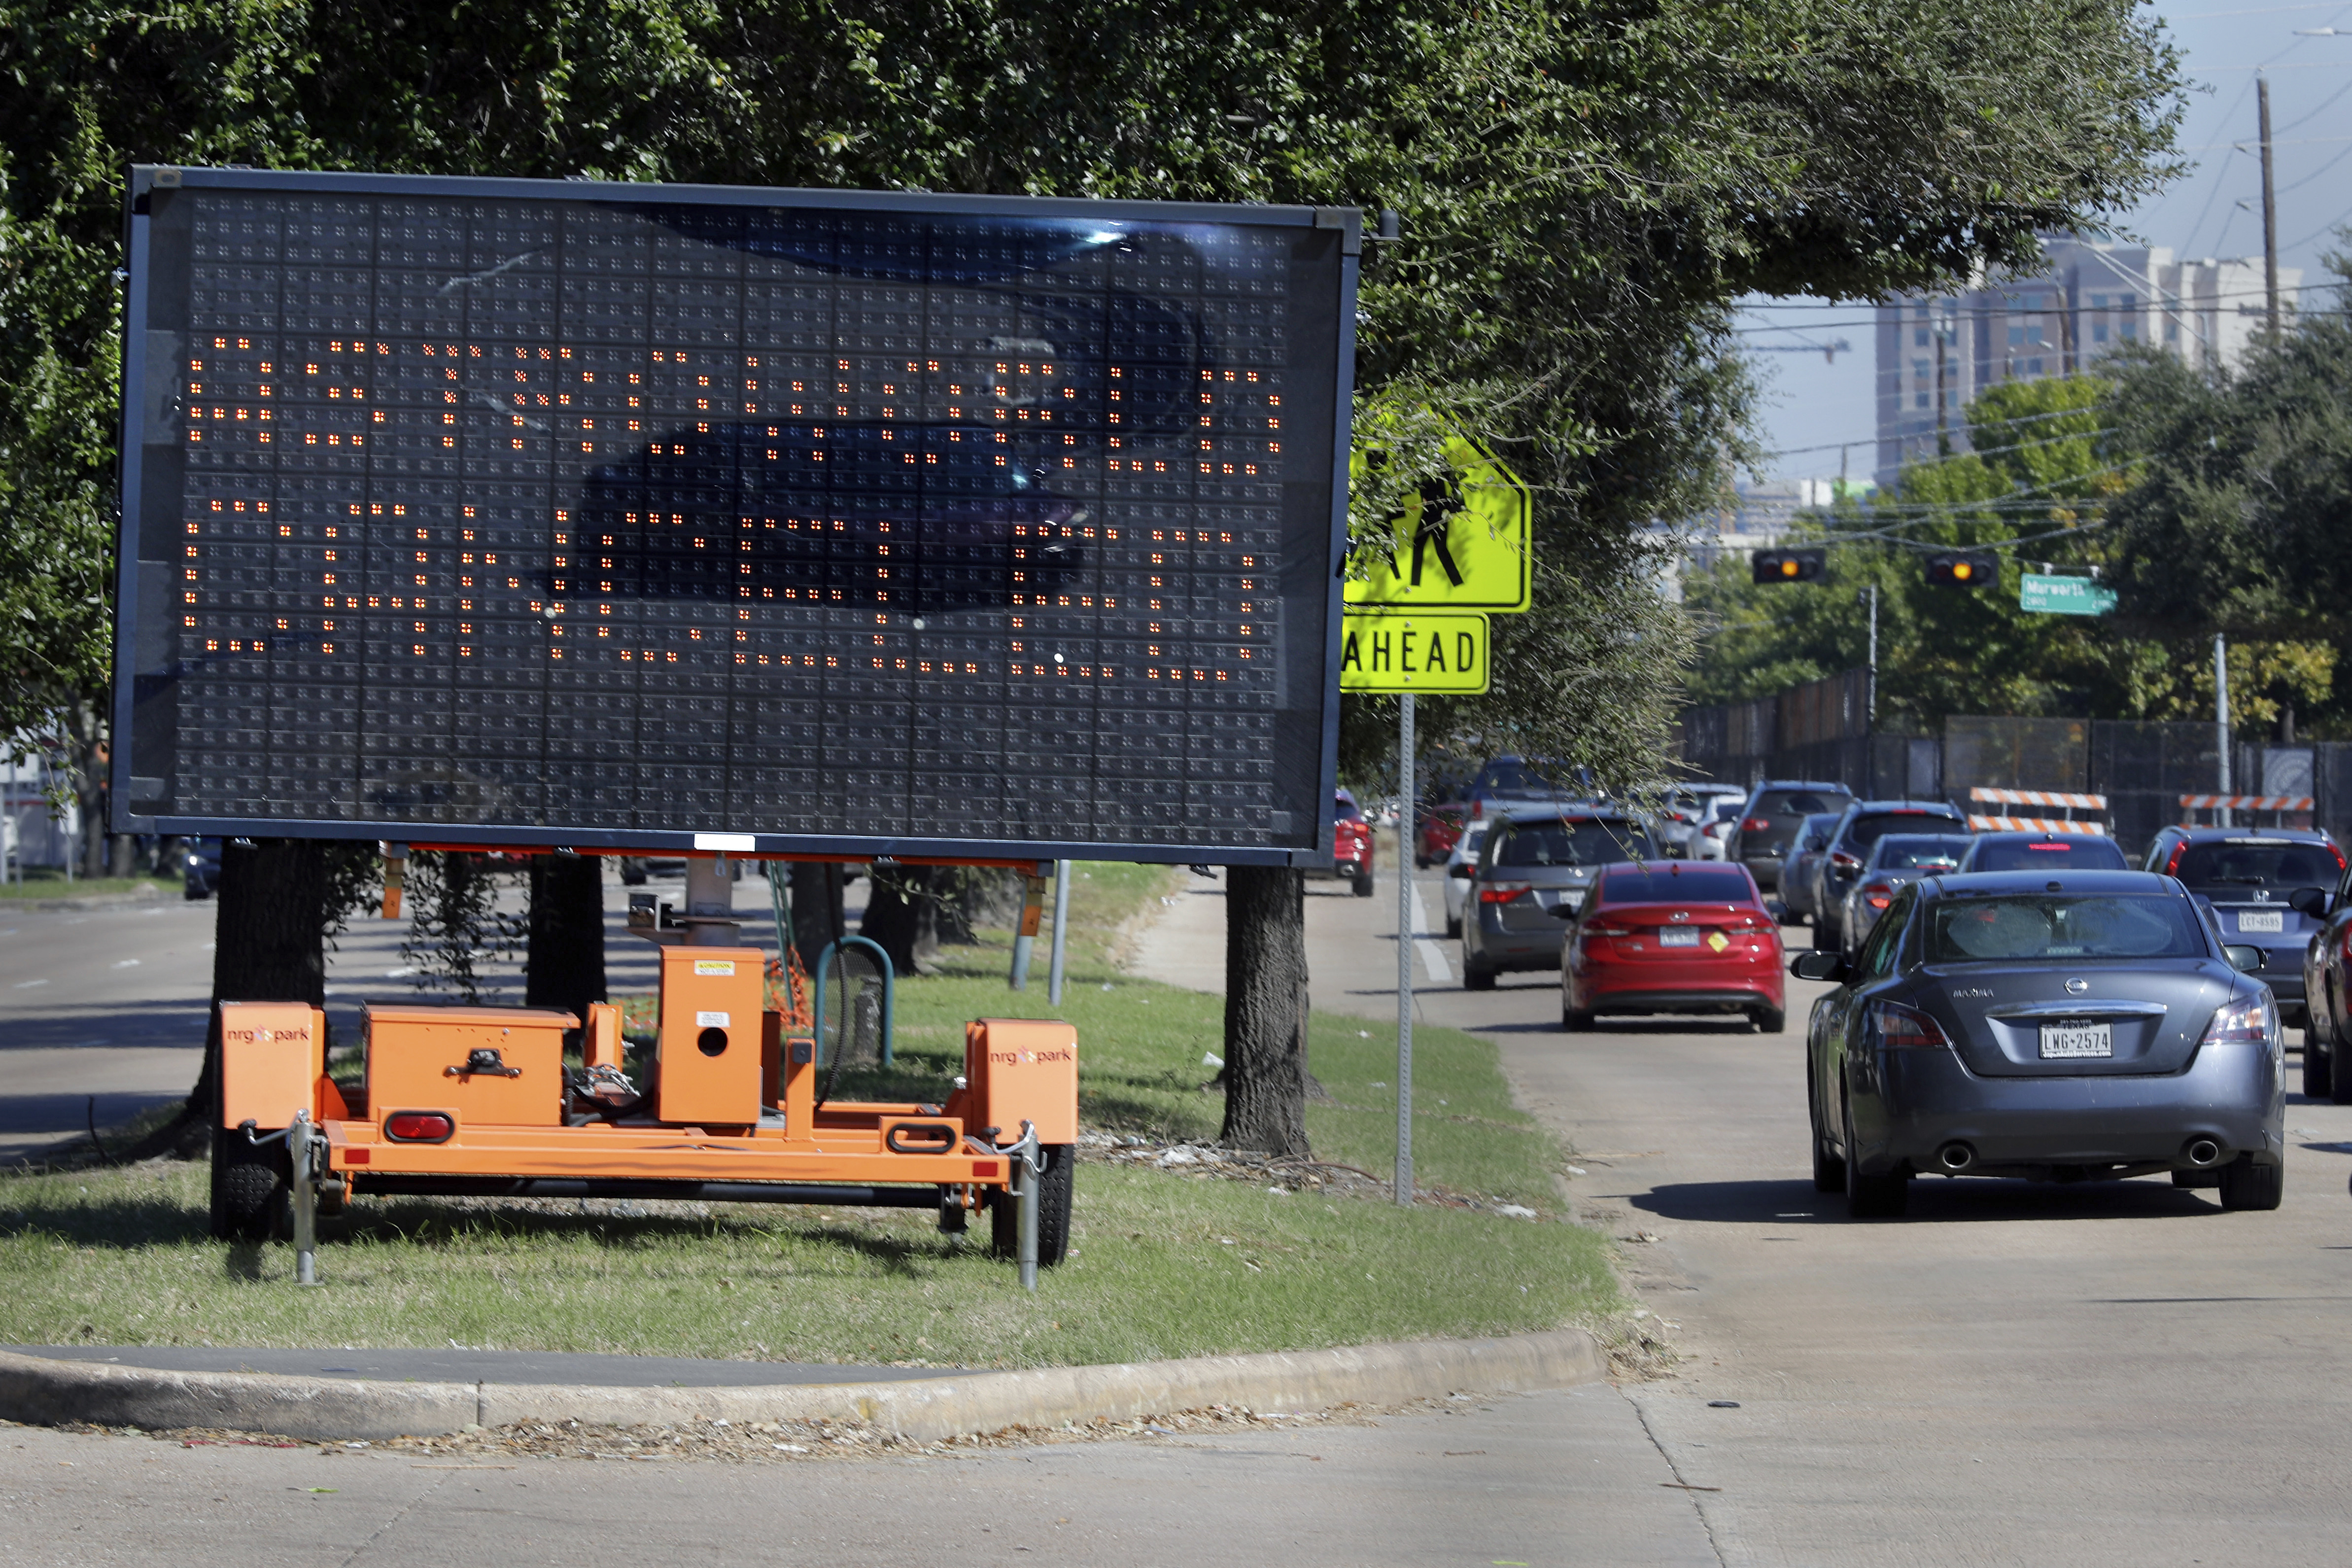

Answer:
[1727,782,1856,896]
[1460,809,1658,990]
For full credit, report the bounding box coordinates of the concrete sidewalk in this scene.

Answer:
[0,1383,1722,1568]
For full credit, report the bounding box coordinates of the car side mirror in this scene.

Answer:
[1450,863,1475,879]
[2289,886,2329,918]
[1790,950,1848,983]
[2223,944,2264,973]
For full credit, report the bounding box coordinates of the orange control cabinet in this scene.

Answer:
[365,1004,575,1130]
[964,1018,1079,1145]
[655,947,765,1125]
[218,1002,328,1131]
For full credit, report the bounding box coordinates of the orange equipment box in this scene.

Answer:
[964,1018,1079,1145]
[364,1004,575,1130]
[656,947,766,1126]
[218,1002,328,1131]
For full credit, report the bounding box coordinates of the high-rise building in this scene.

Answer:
[1874,238,2299,485]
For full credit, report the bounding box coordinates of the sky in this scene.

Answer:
[1737,2,2352,483]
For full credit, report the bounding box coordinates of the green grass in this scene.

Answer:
[0,861,1617,1365]
[0,871,178,901]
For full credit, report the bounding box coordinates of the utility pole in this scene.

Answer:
[2215,633,2233,829]
[1867,583,1879,726]
[1933,303,1949,454]
[2259,74,2282,337]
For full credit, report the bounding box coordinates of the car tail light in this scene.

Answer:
[2332,843,2348,872]
[2200,996,2272,1045]
[1863,882,1895,911]
[1740,817,1772,834]
[1866,1001,1952,1050]
[1831,850,1862,872]
[2164,841,2186,876]
[2339,923,2352,965]
[1583,920,1633,938]
[1480,881,1532,904]
[1726,915,1773,935]
[384,1111,454,1143]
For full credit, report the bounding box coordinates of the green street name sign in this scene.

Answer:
[2018,574,2117,617]
[1339,611,1491,694]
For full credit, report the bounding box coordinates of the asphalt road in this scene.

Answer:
[0,868,831,1164]
[15,843,2352,1562]
[1146,846,2352,1566]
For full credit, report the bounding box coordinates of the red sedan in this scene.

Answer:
[1559,863,1785,1034]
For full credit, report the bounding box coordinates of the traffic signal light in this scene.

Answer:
[1926,551,1998,588]
[1751,548,1826,585]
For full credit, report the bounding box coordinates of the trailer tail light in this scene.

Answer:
[384,1111,454,1143]
[1480,881,1533,904]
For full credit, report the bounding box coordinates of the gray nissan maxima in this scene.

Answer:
[1797,870,2284,1219]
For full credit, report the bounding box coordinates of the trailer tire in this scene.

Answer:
[990,1144,1073,1267]
[210,1126,289,1243]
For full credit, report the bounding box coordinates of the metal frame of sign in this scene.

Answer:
[110,167,1359,867]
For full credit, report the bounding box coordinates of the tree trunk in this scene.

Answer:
[861,866,941,976]
[1219,865,1311,1155]
[131,838,329,1160]
[789,861,845,972]
[525,853,607,1026]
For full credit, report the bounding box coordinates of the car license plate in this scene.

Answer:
[2039,1020,2112,1059]
[2239,910,2284,934]
[1658,927,1701,947]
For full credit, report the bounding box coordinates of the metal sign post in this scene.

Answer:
[1047,860,1072,1005]
[1395,693,1416,1207]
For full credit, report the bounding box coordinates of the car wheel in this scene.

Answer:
[1463,962,1496,992]
[2217,1153,2283,1212]
[2329,1024,2352,1106]
[1842,1093,1908,1218]
[1809,1063,1845,1192]
[988,1144,1074,1266]
[1561,1001,1594,1032]
[1445,913,1461,939]
[2304,1030,2331,1100]
[1351,869,1375,898]
[1750,1006,1785,1035]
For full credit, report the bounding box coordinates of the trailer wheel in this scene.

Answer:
[990,1144,1073,1267]
[210,1126,289,1243]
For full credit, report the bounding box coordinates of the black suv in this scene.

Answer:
[2145,824,2339,1033]
[1809,800,1970,951]
[1725,781,1856,897]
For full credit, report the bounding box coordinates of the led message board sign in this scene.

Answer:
[113,169,1356,863]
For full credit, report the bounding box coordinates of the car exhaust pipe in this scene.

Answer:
[1936,1141,1976,1173]
[2184,1137,2224,1168]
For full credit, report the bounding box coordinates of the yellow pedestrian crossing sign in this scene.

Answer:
[1339,611,1491,694]
[1345,424,1531,613]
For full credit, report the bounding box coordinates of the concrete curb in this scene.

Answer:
[0,1329,1605,1443]
[1,884,170,913]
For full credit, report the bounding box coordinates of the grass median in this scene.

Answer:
[0,866,1616,1368]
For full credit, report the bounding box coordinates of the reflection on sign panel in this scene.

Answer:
[115,173,1355,862]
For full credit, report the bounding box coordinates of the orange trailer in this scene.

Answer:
[212,863,1077,1286]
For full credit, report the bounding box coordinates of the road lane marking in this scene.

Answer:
[1407,878,1453,983]
[111,959,140,969]
[13,978,46,988]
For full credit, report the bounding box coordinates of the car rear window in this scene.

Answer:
[1868,835,1972,871]
[1753,788,1850,819]
[1334,795,1364,822]
[1968,837,2128,872]
[2171,839,2338,891]
[1599,868,1754,904]
[1925,894,2206,962]
[1497,818,1653,867]
[1846,810,1960,849]
[1473,759,1569,795]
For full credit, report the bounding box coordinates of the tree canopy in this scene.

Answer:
[0,0,2186,802]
